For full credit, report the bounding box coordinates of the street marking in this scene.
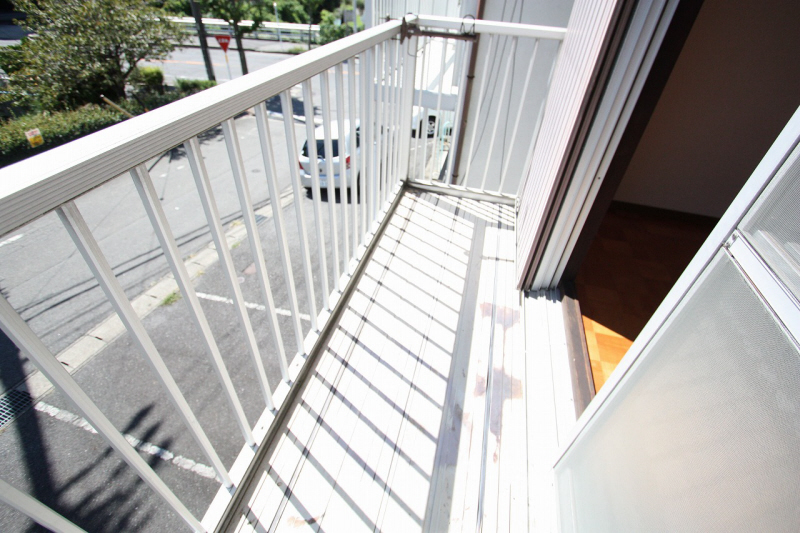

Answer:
[195,291,311,321]
[34,402,217,480]
[10,186,297,406]
[0,234,22,248]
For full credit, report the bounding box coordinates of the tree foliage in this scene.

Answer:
[202,0,267,75]
[7,0,184,111]
[275,0,309,24]
[319,4,362,45]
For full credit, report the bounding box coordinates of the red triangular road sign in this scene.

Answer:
[215,35,231,53]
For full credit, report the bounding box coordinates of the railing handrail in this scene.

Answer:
[0,17,410,239]
[415,14,567,40]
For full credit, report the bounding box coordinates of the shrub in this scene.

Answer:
[130,66,165,95]
[175,78,217,95]
[0,105,126,168]
[7,0,184,111]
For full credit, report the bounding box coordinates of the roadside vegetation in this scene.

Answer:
[0,0,364,168]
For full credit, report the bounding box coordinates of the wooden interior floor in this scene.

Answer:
[226,189,572,532]
[575,202,717,391]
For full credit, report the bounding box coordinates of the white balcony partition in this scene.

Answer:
[405,16,566,201]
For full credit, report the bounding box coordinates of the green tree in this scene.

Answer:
[8,0,183,111]
[318,4,361,45]
[276,0,309,24]
[202,0,268,75]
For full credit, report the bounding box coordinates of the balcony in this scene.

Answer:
[3,1,800,530]
[0,15,571,533]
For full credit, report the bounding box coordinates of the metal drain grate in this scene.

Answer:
[0,389,33,430]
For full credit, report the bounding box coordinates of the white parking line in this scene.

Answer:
[9,187,297,406]
[34,402,217,480]
[195,291,311,321]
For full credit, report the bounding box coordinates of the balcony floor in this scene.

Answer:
[227,189,572,532]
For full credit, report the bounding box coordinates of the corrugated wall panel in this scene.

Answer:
[515,0,622,289]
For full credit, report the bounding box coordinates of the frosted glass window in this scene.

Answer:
[741,144,800,299]
[556,253,800,533]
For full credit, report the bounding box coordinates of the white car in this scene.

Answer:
[299,121,360,190]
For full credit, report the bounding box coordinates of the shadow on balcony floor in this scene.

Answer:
[222,189,568,532]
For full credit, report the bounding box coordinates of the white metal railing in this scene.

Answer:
[0,15,564,532]
[0,19,412,532]
[170,16,321,44]
[405,15,566,199]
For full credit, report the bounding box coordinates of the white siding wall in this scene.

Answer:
[515,0,620,288]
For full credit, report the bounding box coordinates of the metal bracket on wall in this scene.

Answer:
[400,17,477,43]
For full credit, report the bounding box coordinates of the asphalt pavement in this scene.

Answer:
[0,43,366,532]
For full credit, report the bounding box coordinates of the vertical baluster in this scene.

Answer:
[358,52,369,243]
[130,165,255,446]
[392,37,403,190]
[462,34,495,187]
[363,47,374,229]
[499,38,540,193]
[0,478,86,533]
[393,37,405,188]
[431,37,449,181]
[334,63,351,270]
[376,41,387,212]
[318,72,342,292]
[300,81,332,309]
[368,46,378,227]
[413,36,429,180]
[382,40,393,204]
[280,90,320,328]
[420,100,431,180]
[480,36,518,192]
[254,102,307,357]
[221,119,290,381]
[385,38,397,194]
[347,55,360,256]
[183,137,275,411]
[0,296,205,532]
[57,201,234,486]
[397,34,419,183]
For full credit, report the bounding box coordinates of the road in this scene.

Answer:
[0,44,366,532]
[140,41,291,82]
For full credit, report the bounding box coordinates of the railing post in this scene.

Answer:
[397,34,417,182]
[0,478,87,533]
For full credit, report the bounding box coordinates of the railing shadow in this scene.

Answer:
[0,326,175,532]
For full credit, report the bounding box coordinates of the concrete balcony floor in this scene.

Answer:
[224,189,574,532]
